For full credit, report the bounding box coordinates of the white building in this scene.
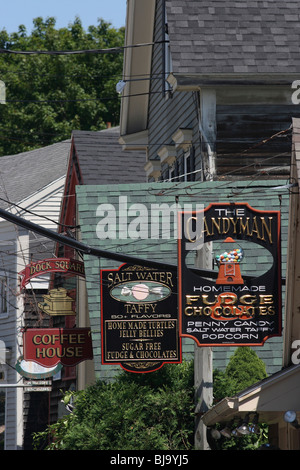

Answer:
[0,140,70,450]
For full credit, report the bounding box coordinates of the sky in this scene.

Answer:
[1,0,127,34]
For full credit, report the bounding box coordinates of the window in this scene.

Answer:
[168,166,175,181]
[0,277,7,316]
[184,151,191,181]
[164,13,172,97]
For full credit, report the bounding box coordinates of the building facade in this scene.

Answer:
[0,141,70,449]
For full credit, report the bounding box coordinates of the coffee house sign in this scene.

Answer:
[23,328,93,367]
[178,202,282,346]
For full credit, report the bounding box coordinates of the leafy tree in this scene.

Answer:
[212,347,268,450]
[0,17,124,155]
[214,347,267,402]
[224,346,267,393]
[32,361,195,451]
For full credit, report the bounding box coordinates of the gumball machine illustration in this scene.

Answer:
[215,237,244,285]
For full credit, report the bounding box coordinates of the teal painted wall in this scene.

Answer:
[76,179,289,381]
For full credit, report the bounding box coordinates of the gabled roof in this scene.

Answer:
[166,0,300,79]
[119,0,156,140]
[71,127,146,185]
[120,0,299,138]
[0,140,70,209]
[59,127,146,232]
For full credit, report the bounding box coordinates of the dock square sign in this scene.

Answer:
[178,202,282,346]
[100,264,181,373]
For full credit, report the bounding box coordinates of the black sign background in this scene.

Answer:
[178,202,282,346]
[100,264,181,373]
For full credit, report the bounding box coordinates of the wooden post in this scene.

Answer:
[194,241,214,450]
[193,88,216,449]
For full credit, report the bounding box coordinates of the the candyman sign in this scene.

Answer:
[100,264,181,373]
[19,258,85,289]
[178,203,282,346]
[23,328,93,367]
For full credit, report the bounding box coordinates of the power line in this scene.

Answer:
[0,196,78,229]
[0,204,225,281]
[3,90,163,104]
[0,40,168,56]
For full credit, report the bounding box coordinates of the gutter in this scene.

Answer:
[201,397,238,426]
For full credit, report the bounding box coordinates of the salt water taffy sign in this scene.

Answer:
[100,264,181,373]
[178,202,282,346]
[19,258,85,289]
[23,328,93,367]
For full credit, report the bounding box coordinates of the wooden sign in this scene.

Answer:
[23,328,93,367]
[15,356,62,379]
[178,202,282,346]
[100,264,181,373]
[38,288,75,316]
[19,258,85,289]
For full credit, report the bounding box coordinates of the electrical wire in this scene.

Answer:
[3,89,164,104]
[0,118,292,296]
[0,40,168,56]
[0,154,290,238]
[0,196,79,229]
[0,120,291,155]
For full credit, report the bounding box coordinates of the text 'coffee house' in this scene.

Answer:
[18,258,93,381]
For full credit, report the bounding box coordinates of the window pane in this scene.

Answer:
[0,278,7,314]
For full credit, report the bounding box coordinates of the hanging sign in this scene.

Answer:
[178,202,282,346]
[38,288,75,316]
[100,264,181,373]
[15,356,62,379]
[19,258,85,289]
[22,328,93,367]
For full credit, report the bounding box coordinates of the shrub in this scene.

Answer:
[33,361,195,450]
[212,347,268,450]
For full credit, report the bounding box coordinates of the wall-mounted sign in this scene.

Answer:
[178,203,282,346]
[19,258,85,289]
[23,328,93,367]
[100,264,181,373]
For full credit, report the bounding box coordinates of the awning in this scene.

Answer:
[201,364,300,426]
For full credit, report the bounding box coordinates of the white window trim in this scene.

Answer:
[183,149,191,181]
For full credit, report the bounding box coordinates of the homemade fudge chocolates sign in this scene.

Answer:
[178,203,282,346]
[100,264,181,373]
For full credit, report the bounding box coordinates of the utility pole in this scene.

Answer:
[194,88,216,449]
[194,243,213,450]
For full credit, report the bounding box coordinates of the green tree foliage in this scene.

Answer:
[212,347,268,450]
[214,347,267,402]
[0,17,124,155]
[33,361,195,451]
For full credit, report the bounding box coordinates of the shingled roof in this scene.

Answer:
[71,127,146,185]
[166,0,300,76]
[0,140,70,209]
